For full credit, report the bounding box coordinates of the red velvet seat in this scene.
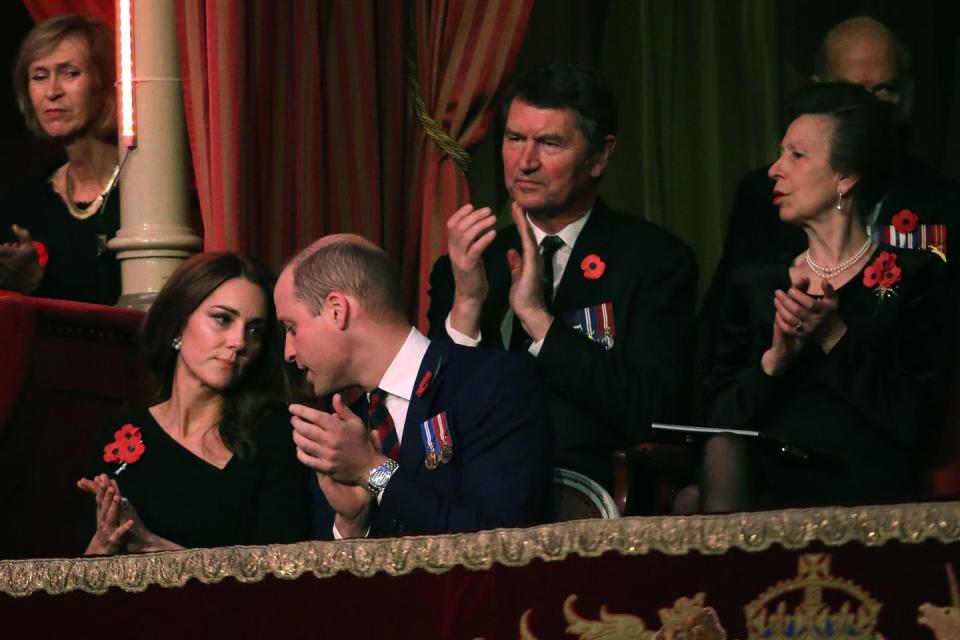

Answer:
[0,294,146,558]
[931,301,960,497]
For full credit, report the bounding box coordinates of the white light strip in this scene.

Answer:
[118,0,136,147]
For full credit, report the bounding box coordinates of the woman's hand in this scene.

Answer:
[0,225,42,294]
[776,278,846,352]
[763,277,847,374]
[78,474,183,554]
[77,473,134,555]
[762,312,806,376]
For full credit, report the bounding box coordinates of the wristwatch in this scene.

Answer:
[368,459,399,497]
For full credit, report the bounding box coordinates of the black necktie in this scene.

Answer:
[509,235,564,352]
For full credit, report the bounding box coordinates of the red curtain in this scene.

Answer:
[406,0,533,326]
[22,0,112,24]
[176,1,407,271]
[27,0,531,325]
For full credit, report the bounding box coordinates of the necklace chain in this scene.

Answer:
[64,163,121,220]
[805,237,873,279]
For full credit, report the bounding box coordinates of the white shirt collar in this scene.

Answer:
[527,207,593,250]
[376,327,431,401]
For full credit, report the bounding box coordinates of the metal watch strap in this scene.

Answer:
[368,459,399,497]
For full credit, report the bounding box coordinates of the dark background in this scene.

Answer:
[1,1,956,265]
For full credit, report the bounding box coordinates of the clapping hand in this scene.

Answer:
[506,202,553,342]
[290,393,383,486]
[763,277,846,375]
[290,394,380,536]
[0,225,42,294]
[447,203,497,338]
[78,474,181,554]
[77,474,134,555]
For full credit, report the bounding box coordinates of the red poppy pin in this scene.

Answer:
[862,250,901,303]
[32,241,49,268]
[416,370,433,397]
[891,209,918,234]
[581,254,606,280]
[103,424,146,475]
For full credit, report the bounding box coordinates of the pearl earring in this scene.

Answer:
[835,191,844,211]
[172,336,182,351]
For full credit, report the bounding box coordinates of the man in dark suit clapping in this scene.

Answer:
[427,62,697,492]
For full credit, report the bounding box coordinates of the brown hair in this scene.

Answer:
[13,14,117,140]
[140,253,285,459]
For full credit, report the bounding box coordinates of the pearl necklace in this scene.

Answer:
[64,163,121,220]
[804,237,873,279]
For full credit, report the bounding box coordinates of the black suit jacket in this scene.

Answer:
[428,200,697,490]
[309,336,552,539]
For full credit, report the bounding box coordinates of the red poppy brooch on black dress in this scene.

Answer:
[103,424,146,475]
[862,251,902,303]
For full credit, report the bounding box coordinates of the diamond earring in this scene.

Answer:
[172,336,182,351]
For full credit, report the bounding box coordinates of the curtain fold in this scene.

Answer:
[406,0,533,327]
[598,0,779,300]
[22,0,112,24]
[176,2,407,272]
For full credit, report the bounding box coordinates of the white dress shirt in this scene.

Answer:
[332,327,430,539]
[446,208,593,356]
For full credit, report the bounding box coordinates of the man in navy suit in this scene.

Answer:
[427,63,697,492]
[274,234,551,539]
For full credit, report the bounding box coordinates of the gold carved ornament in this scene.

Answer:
[1,500,959,598]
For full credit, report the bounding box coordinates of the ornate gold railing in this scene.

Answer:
[3,500,958,597]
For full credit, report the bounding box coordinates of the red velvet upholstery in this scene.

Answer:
[931,303,960,497]
[0,295,147,558]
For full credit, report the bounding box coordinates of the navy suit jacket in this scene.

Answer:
[427,200,697,490]
[309,336,552,539]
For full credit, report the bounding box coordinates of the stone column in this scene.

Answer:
[109,0,202,309]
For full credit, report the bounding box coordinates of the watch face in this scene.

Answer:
[369,460,398,494]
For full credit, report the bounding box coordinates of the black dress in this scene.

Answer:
[708,244,950,507]
[83,408,309,550]
[0,172,120,305]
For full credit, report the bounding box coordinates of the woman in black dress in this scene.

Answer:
[702,83,950,511]
[78,253,309,554]
[0,14,121,303]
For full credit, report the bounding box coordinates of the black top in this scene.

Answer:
[84,408,309,550]
[0,171,120,304]
[702,158,960,323]
[708,244,950,507]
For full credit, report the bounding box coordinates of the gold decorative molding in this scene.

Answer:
[3,500,959,597]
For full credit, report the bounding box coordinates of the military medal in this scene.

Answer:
[869,222,948,262]
[561,302,616,351]
[434,412,453,464]
[420,418,440,470]
[420,411,453,468]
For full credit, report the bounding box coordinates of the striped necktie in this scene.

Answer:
[368,388,400,461]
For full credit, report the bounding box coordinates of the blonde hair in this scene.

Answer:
[13,14,116,140]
